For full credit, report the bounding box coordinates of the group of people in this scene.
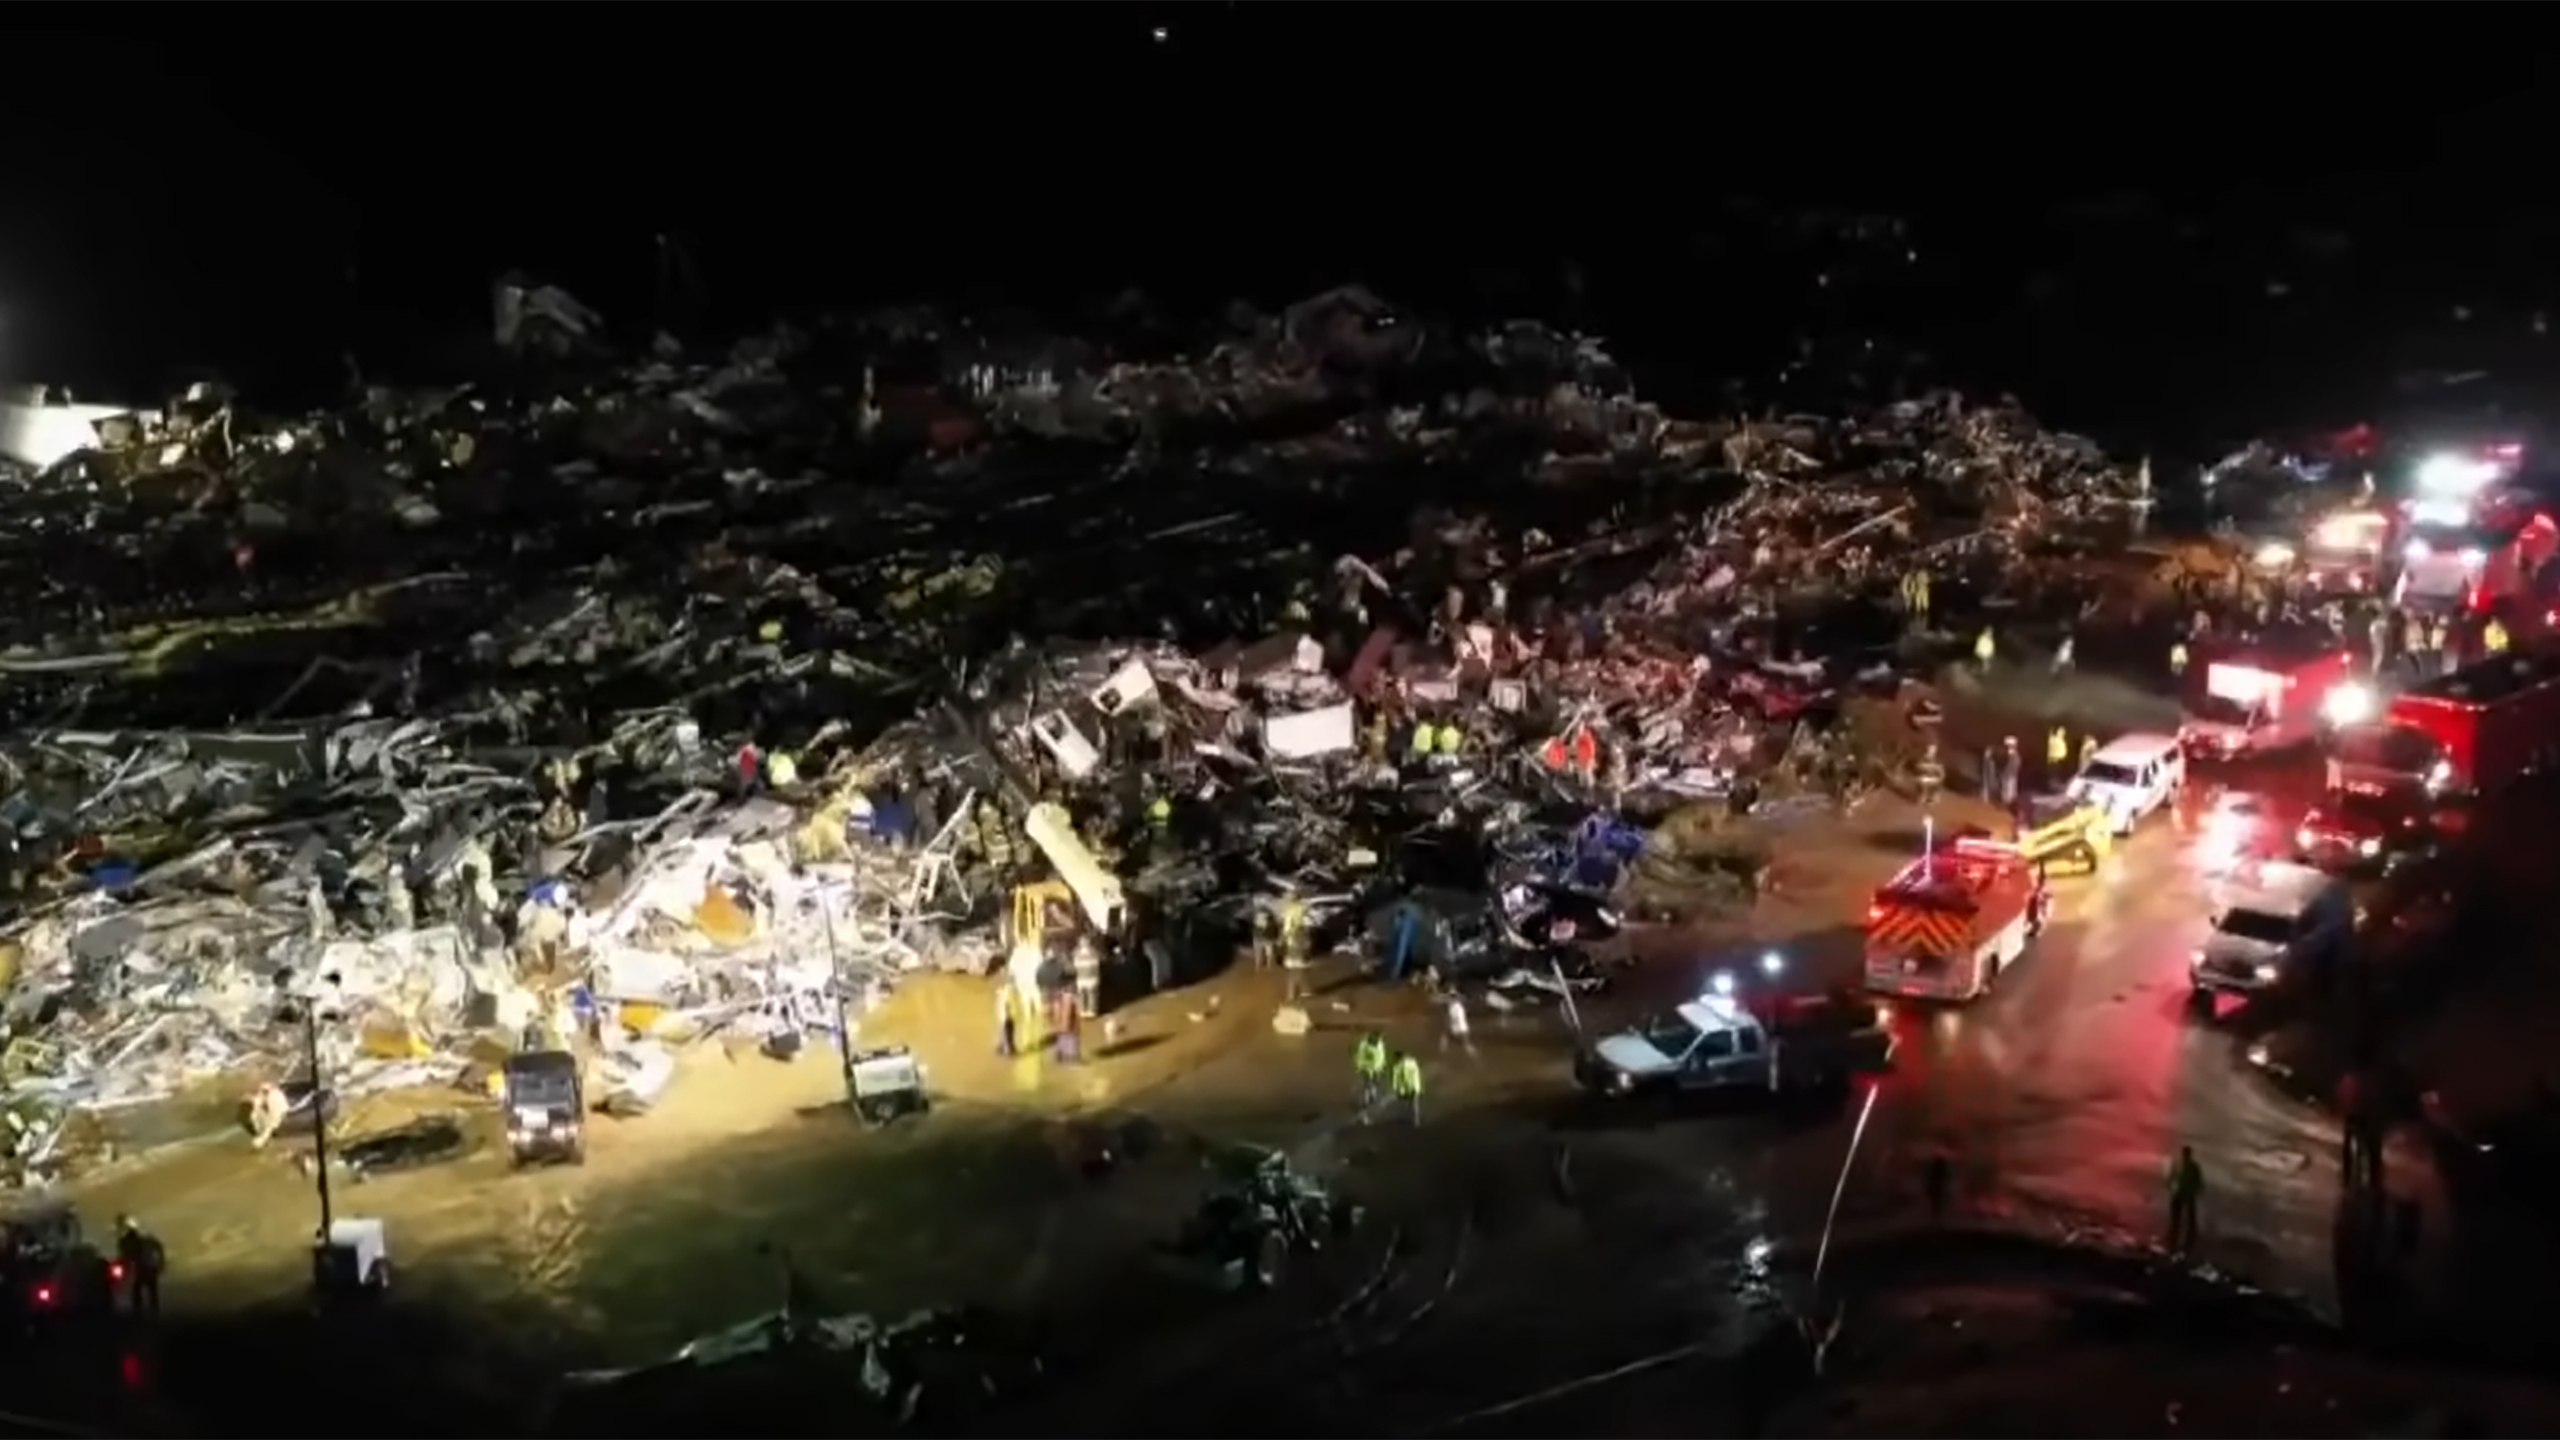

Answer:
[1352,1031,1427,1124]
[1965,729,2100,811]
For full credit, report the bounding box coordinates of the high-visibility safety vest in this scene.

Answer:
[1391,1056,1423,1097]
[1410,723,1438,757]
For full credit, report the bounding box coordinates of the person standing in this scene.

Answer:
[2165,1146,2205,1253]
[1442,991,1474,1055]
[116,1216,165,1318]
[1391,1052,1425,1126]
[1922,1151,1953,1226]
[1354,1031,1388,1109]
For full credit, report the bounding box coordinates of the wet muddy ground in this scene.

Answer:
[53,756,2536,1434]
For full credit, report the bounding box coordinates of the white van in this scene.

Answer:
[2067,732,2186,835]
[2189,861,2355,1005]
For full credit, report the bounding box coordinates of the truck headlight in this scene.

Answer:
[2254,964,2278,982]
[2294,826,2316,850]
[2246,1041,2272,1067]
[2321,682,2376,726]
[2359,837,2380,857]
[1611,1071,1633,1092]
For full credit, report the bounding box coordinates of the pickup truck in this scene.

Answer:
[1574,985,1893,1100]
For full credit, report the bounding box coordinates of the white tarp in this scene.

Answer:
[1264,702,1356,759]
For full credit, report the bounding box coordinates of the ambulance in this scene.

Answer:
[2178,643,2358,760]
[2394,505,2560,619]
[1863,837,2050,1002]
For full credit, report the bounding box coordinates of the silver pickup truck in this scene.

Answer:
[1574,987,1892,1100]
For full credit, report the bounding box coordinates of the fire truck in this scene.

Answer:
[1862,837,2050,1002]
[2327,649,2560,801]
[2393,504,2560,620]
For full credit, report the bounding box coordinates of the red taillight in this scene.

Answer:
[1865,904,1885,923]
[107,1261,125,1282]
[32,1283,54,1306]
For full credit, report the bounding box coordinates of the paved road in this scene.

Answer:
[1493,775,2360,1322]
[1852,798,2350,1306]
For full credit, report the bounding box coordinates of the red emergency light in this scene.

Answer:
[31,1282,54,1306]
[108,1260,125,1283]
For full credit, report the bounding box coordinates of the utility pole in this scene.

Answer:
[819,889,855,1109]
[278,971,342,1243]
[302,1001,335,1239]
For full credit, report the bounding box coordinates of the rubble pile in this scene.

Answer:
[0,281,2157,1183]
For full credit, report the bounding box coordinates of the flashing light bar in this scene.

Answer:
[2417,453,2503,497]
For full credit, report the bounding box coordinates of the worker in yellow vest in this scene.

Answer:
[1277,896,1308,964]
[2484,617,2510,655]
[765,750,799,790]
[1409,720,1438,760]
[2169,640,2189,678]
[2045,726,2069,781]
[1973,628,1996,671]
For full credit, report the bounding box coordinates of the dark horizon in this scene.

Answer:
[9,20,2560,445]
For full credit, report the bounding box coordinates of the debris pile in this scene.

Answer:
[0,280,2162,1183]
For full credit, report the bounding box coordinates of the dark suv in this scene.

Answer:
[0,1204,114,1332]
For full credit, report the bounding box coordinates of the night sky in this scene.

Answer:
[8,18,2560,440]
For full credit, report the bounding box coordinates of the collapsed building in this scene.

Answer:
[0,281,2177,1181]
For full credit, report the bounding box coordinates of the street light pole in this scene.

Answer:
[304,1002,334,1240]
[819,887,855,1109]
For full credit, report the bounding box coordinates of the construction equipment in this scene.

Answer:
[1155,1145,1361,1293]
[1023,801,1126,934]
[849,1045,930,1126]
[1008,878,1079,954]
[2007,796,2114,877]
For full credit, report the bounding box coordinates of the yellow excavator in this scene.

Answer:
[1009,877,1080,954]
[2009,795,2115,877]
